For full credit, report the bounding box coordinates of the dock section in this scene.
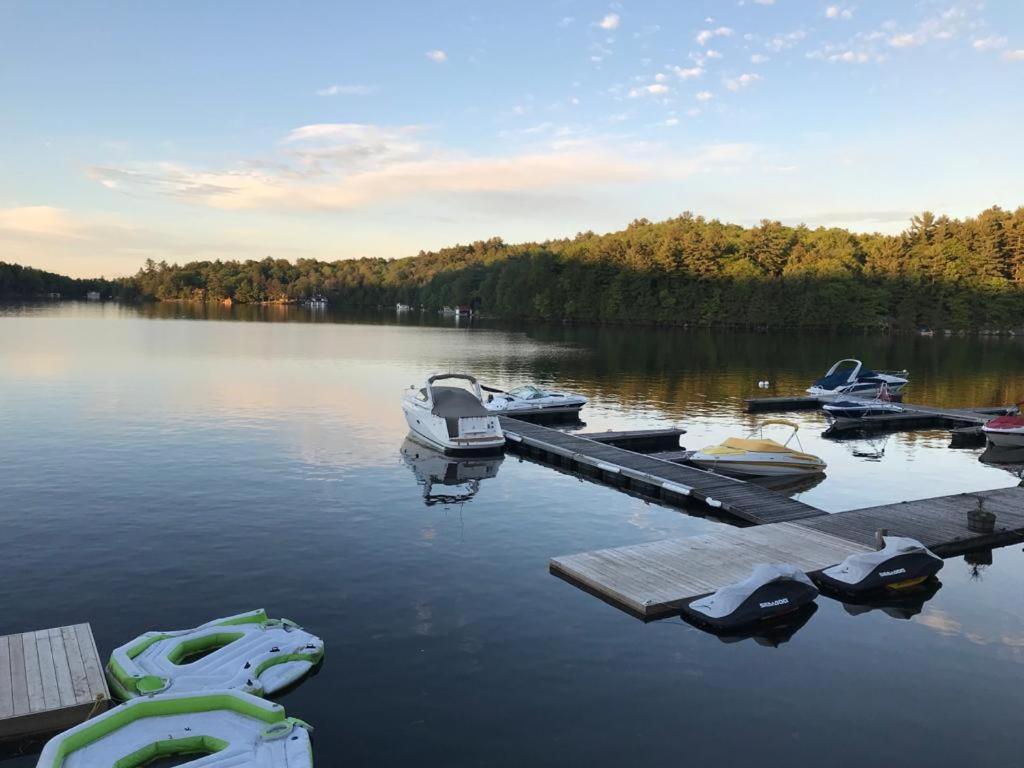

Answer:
[0,623,109,740]
[551,486,1024,620]
[501,417,824,525]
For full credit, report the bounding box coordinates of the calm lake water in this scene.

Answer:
[2,302,1024,766]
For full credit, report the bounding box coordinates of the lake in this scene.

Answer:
[2,302,1023,766]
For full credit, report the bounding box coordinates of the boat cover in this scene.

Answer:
[430,386,489,417]
[701,437,821,462]
[817,536,942,593]
[984,414,1024,431]
[107,609,324,700]
[36,690,312,768]
[686,564,816,620]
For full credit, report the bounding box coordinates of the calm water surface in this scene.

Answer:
[2,302,1024,766]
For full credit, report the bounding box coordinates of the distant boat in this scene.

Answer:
[396,303,411,312]
[690,420,827,477]
[305,295,328,308]
[807,359,908,398]
[86,291,101,301]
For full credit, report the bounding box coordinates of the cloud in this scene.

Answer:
[664,117,680,126]
[629,83,669,98]
[972,36,1006,51]
[705,49,723,59]
[88,124,652,212]
[766,29,806,52]
[316,84,376,96]
[885,7,971,50]
[753,0,775,5]
[598,13,620,30]
[725,73,762,91]
[696,27,732,46]
[826,5,853,20]
[695,90,714,101]
[750,54,769,64]
[1004,49,1024,61]
[672,65,704,79]
[828,50,871,63]
[558,16,575,27]
[425,50,447,63]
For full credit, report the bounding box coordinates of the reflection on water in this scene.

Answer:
[400,436,504,506]
[3,302,1024,766]
[833,579,943,620]
[747,472,826,498]
[682,603,819,647]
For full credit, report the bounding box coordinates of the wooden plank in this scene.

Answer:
[61,625,91,704]
[74,623,108,701]
[0,635,12,720]
[48,628,77,708]
[8,631,28,717]
[34,631,61,711]
[21,633,45,713]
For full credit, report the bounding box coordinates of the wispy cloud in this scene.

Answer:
[750,54,769,64]
[425,49,447,63]
[0,206,92,239]
[629,83,670,98]
[671,65,704,79]
[725,73,762,91]
[557,16,575,28]
[972,36,1006,51]
[696,27,733,46]
[316,84,376,96]
[1004,49,1024,61]
[695,90,714,101]
[597,13,620,30]
[826,5,853,20]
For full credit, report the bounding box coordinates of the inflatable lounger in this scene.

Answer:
[108,609,324,699]
[36,690,312,768]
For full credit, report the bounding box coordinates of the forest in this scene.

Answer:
[0,262,116,300]
[4,206,1024,331]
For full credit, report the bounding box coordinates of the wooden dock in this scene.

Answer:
[550,485,1024,619]
[579,427,685,453]
[0,624,109,740]
[501,417,823,524]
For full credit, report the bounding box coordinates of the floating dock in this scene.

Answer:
[551,486,1024,619]
[500,417,823,524]
[580,427,685,453]
[745,395,1009,435]
[0,624,109,741]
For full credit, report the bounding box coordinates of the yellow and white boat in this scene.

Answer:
[690,420,826,477]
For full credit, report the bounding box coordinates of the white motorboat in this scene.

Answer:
[690,420,827,477]
[981,407,1024,448]
[402,373,505,454]
[807,359,908,397]
[822,385,904,422]
[483,384,587,416]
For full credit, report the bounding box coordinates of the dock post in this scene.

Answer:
[874,528,888,549]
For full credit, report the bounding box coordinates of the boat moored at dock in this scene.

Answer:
[807,359,908,398]
[982,407,1024,448]
[403,373,505,454]
[689,420,827,477]
[483,384,587,416]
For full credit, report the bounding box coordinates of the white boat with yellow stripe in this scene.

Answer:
[690,420,826,477]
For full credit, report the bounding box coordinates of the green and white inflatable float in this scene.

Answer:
[106,609,324,700]
[36,690,312,767]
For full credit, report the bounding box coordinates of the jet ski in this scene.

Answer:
[813,536,943,595]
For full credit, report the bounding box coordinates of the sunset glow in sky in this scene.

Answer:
[2,0,1023,276]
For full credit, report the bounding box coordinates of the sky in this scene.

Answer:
[1,1,1023,277]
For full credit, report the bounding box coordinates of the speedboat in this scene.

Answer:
[807,359,908,397]
[689,420,826,477]
[402,373,505,454]
[982,407,1024,448]
[483,384,587,416]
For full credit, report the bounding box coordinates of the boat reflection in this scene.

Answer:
[822,432,891,461]
[746,472,826,497]
[400,436,504,506]
[823,578,943,620]
[681,603,818,647]
[979,445,1024,481]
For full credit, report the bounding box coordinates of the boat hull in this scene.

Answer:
[402,402,505,454]
[690,453,825,477]
[982,428,1024,448]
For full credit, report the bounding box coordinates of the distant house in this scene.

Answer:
[86,291,101,301]
[396,303,411,312]
[454,305,473,316]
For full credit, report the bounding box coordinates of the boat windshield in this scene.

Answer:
[508,386,546,399]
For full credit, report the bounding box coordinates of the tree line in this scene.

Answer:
[4,206,1024,331]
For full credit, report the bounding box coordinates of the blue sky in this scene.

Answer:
[1,0,1022,276]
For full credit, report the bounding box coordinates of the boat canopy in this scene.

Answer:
[430,386,489,417]
[811,359,880,390]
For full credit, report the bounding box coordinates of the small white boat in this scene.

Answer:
[403,373,505,454]
[690,420,827,477]
[483,384,587,416]
[807,359,908,397]
[982,407,1024,448]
